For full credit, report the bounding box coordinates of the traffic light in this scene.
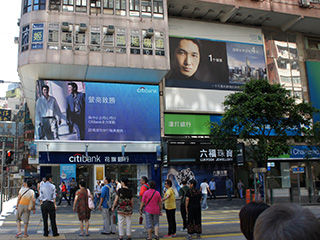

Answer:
[6,150,13,164]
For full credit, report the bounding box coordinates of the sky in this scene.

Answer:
[0,1,21,97]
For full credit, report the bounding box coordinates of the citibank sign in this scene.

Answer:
[69,154,101,163]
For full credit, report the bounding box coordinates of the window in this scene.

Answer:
[103,27,114,52]
[21,25,30,52]
[23,0,32,14]
[33,0,46,10]
[90,26,101,51]
[129,0,139,16]
[142,29,152,55]
[141,0,151,18]
[153,0,163,18]
[90,0,101,14]
[76,0,87,12]
[103,0,114,14]
[75,25,86,50]
[130,29,140,54]
[62,23,73,50]
[63,0,74,11]
[155,31,165,56]
[115,0,126,15]
[49,0,61,10]
[116,28,126,53]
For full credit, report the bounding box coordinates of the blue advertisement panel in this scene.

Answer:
[306,61,320,123]
[162,164,234,197]
[35,80,160,141]
[39,151,158,164]
[60,164,76,191]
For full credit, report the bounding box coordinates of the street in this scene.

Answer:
[0,197,319,240]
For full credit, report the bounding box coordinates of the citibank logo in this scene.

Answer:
[69,153,101,163]
[137,87,157,94]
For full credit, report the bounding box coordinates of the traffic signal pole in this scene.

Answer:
[1,142,5,213]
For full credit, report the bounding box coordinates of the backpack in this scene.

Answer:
[106,184,116,208]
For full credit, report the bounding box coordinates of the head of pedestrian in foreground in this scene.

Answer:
[239,202,269,240]
[254,203,320,240]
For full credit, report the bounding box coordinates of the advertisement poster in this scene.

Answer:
[60,164,76,191]
[34,80,161,141]
[306,61,320,123]
[162,164,234,197]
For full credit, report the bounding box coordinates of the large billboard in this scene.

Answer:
[35,80,160,141]
[165,19,266,113]
[306,61,320,123]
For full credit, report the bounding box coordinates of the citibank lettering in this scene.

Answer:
[69,154,101,163]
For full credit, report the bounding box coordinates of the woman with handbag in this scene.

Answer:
[140,180,162,240]
[162,179,177,238]
[15,179,36,238]
[73,180,93,237]
[111,177,133,240]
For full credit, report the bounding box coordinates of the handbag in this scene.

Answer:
[87,189,95,210]
[28,197,36,211]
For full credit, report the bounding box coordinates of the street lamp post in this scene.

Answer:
[0,142,5,213]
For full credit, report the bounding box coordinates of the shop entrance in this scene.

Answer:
[77,165,94,190]
[105,165,138,195]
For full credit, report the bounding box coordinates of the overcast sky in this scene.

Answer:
[0,1,21,97]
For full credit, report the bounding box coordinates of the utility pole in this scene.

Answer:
[0,142,5,213]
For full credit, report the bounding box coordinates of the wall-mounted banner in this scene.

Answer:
[35,80,160,141]
[39,151,158,164]
[0,109,12,121]
[60,164,76,191]
[306,61,320,123]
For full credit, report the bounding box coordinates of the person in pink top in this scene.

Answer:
[139,180,162,240]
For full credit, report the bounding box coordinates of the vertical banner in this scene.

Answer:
[60,164,76,191]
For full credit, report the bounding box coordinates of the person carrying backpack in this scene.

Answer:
[179,179,189,232]
[99,177,116,235]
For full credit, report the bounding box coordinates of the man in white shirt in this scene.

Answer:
[209,178,216,199]
[200,179,211,210]
[94,180,102,210]
[35,85,62,140]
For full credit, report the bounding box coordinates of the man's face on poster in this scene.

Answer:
[175,39,200,78]
[42,87,49,98]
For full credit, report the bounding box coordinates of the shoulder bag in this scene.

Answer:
[87,189,95,210]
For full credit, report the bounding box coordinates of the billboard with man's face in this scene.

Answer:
[165,19,267,113]
[34,80,160,141]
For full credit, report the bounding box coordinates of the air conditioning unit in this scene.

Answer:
[62,22,69,31]
[299,0,310,7]
[79,23,87,32]
[14,37,19,44]
[107,25,115,34]
[146,28,154,37]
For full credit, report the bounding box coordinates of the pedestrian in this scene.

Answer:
[99,177,116,235]
[237,179,245,199]
[162,179,176,238]
[178,179,189,232]
[39,173,59,237]
[112,177,133,240]
[140,180,162,240]
[139,176,150,233]
[115,179,122,192]
[239,202,269,240]
[209,178,216,199]
[57,181,71,205]
[69,177,78,202]
[73,180,93,237]
[186,179,202,239]
[226,177,233,201]
[94,180,102,210]
[254,203,320,240]
[15,179,36,238]
[200,179,211,210]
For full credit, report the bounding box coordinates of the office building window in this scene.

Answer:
[90,0,101,14]
[90,26,101,51]
[129,0,140,16]
[75,25,86,50]
[153,0,163,18]
[103,26,114,52]
[23,0,32,14]
[63,0,74,11]
[76,0,87,12]
[21,25,30,52]
[116,28,126,53]
[61,24,73,50]
[49,0,61,10]
[103,0,114,14]
[130,29,140,54]
[142,29,152,55]
[155,31,165,56]
[33,0,46,11]
[115,0,126,15]
[141,0,151,18]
